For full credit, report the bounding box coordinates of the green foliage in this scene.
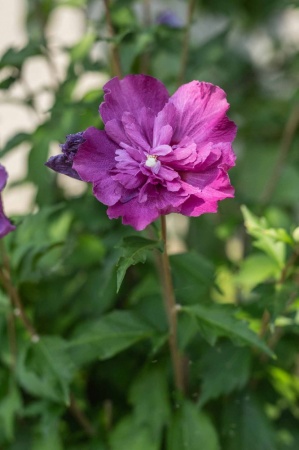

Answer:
[222,392,276,450]
[116,236,162,292]
[181,303,273,356]
[1,0,299,448]
[167,400,219,450]
[16,337,75,404]
[198,341,252,406]
[68,310,158,365]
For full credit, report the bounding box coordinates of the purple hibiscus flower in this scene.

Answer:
[46,75,237,230]
[0,164,15,238]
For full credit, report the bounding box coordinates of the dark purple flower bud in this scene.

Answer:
[45,132,85,180]
[0,164,16,238]
[156,10,183,28]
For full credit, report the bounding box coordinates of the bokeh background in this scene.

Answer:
[1,0,299,449]
[2,0,299,219]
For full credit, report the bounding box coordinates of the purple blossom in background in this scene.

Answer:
[0,164,15,238]
[46,75,237,230]
[156,10,183,28]
[45,132,85,180]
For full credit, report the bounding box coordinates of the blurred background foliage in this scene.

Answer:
[1,0,299,448]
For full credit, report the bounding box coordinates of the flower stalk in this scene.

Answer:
[103,0,123,79]
[177,0,196,86]
[260,103,299,206]
[160,215,185,393]
[0,242,38,341]
[0,242,96,437]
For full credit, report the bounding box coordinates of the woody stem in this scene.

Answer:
[103,0,123,78]
[160,215,185,392]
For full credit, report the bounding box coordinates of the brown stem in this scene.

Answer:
[0,243,38,340]
[70,394,96,437]
[259,248,299,340]
[160,216,185,392]
[279,247,299,284]
[6,312,17,370]
[140,0,151,74]
[259,289,298,364]
[260,103,299,205]
[259,309,270,339]
[177,0,196,86]
[0,243,96,437]
[103,0,123,78]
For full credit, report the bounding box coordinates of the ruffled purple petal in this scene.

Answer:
[0,199,15,238]
[179,168,234,217]
[107,183,186,230]
[92,176,124,206]
[107,198,160,231]
[73,127,117,183]
[170,81,237,146]
[100,75,169,125]
[183,167,234,199]
[179,196,218,217]
[0,165,15,238]
[121,112,151,151]
[0,165,7,191]
[153,103,178,147]
[105,119,129,146]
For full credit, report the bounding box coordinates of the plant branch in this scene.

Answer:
[177,0,196,86]
[160,216,185,392]
[0,243,96,437]
[140,0,151,74]
[279,247,299,285]
[0,243,38,340]
[6,312,17,370]
[70,394,97,437]
[103,0,123,78]
[259,248,299,340]
[260,103,299,206]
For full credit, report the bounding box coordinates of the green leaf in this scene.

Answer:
[55,0,86,7]
[222,392,276,450]
[199,341,252,406]
[0,381,22,441]
[235,253,281,291]
[181,304,274,357]
[116,236,162,292]
[241,206,286,269]
[0,132,31,157]
[0,42,42,69]
[70,32,96,61]
[17,337,75,405]
[167,400,219,450]
[0,291,10,315]
[110,416,158,450]
[0,74,19,90]
[32,432,64,450]
[129,367,171,441]
[65,443,107,450]
[68,311,158,365]
[269,367,299,405]
[170,251,215,305]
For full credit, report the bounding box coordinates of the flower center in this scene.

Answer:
[144,154,161,175]
[145,154,158,168]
